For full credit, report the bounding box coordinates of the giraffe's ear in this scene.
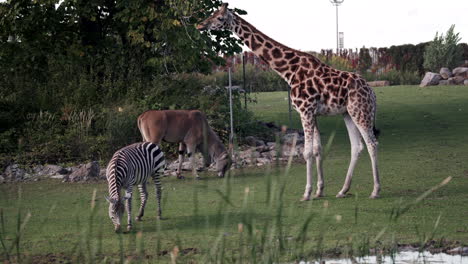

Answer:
[220,2,229,12]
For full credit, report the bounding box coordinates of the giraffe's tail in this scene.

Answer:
[373,126,380,139]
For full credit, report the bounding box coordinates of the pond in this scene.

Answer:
[298,250,468,264]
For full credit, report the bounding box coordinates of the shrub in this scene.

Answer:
[423,25,463,72]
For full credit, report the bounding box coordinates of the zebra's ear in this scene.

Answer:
[105,196,117,204]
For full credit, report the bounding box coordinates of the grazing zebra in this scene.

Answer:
[105,142,165,232]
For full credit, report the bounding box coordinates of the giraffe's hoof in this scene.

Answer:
[300,196,311,201]
[314,193,324,198]
[369,194,380,199]
[336,193,347,198]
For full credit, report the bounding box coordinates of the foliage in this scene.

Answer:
[423,25,463,72]
[362,69,421,86]
[358,47,372,73]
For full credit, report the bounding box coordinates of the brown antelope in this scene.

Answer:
[137,110,231,179]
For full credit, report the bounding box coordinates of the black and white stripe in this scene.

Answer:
[106,142,165,231]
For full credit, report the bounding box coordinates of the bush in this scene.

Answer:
[423,25,462,72]
[362,69,421,85]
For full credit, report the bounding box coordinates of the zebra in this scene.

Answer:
[105,142,165,232]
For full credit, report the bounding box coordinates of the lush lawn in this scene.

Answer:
[1,85,468,263]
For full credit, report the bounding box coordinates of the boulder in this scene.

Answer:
[420,72,441,87]
[367,80,390,87]
[282,132,304,146]
[449,76,465,85]
[438,79,454,86]
[244,136,265,147]
[2,164,30,182]
[452,67,468,78]
[32,164,68,179]
[439,68,452,79]
[63,161,100,182]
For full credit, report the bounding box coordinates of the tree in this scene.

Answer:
[423,25,462,72]
[358,46,372,73]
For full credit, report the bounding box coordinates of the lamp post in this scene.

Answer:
[330,0,344,54]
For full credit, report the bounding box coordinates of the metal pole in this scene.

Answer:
[336,5,339,54]
[228,67,234,145]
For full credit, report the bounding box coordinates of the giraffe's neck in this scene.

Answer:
[230,14,321,84]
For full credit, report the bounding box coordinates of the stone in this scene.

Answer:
[2,164,28,182]
[99,168,107,180]
[33,164,68,178]
[244,136,265,147]
[420,72,441,87]
[452,67,468,78]
[465,79,468,86]
[63,161,100,182]
[439,67,452,79]
[449,76,465,85]
[438,80,454,86]
[256,158,271,166]
[0,175,4,183]
[447,247,468,254]
[282,132,304,146]
[367,80,390,87]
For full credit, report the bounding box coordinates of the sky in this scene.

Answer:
[224,0,468,52]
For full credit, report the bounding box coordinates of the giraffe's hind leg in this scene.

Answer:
[312,120,324,198]
[337,114,364,198]
[348,113,380,199]
[135,184,148,221]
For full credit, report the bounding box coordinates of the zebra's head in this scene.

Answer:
[105,196,126,232]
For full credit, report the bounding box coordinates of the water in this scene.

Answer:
[298,251,468,264]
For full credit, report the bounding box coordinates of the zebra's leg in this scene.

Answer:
[124,188,133,231]
[135,184,148,221]
[152,172,163,220]
[177,143,185,179]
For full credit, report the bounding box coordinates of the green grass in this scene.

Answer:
[1,85,468,263]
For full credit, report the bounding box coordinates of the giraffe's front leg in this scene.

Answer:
[135,184,148,221]
[300,114,315,201]
[124,189,133,232]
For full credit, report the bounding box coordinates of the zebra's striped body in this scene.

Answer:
[106,142,165,232]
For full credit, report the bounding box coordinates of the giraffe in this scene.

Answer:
[197,3,380,200]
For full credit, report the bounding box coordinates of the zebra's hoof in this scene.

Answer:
[126,225,132,232]
[135,216,142,221]
[369,193,380,199]
[300,196,310,201]
[177,175,185,179]
[195,176,202,180]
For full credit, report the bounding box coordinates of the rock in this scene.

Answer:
[465,79,468,86]
[282,132,304,146]
[447,247,468,254]
[439,68,452,79]
[256,157,271,166]
[63,161,100,182]
[0,175,4,183]
[438,80,453,86]
[99,168,107,180]
[449,75,465,85]
[244,136,265,147]
[420,72,441,87]
[367,80,390,87]
[2,164,28,182]
[32,164,68,179]
[452,67,468,78]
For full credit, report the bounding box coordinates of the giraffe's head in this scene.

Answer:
[197,3,233,31]
[105,195,128,232]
